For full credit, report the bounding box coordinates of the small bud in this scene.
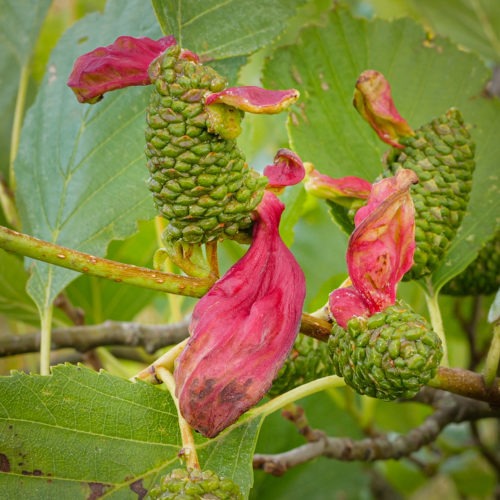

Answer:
[175,191,306,437]
[353,70,414,148]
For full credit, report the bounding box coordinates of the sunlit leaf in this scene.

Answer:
[0,0,51,174]
[0,364,262,498]
[410,0,500,63]
[0,250,40,326]
[263,7,499,290]
[14,0,162,313]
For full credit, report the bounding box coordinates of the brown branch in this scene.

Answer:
[2,313,500,406]
[253,388,500,475]
[0,317,190,356]
[429,366,500,406]
[0,312,327,357]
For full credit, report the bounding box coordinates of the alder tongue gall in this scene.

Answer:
[174,191,306,438]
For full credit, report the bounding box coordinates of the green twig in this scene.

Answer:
[247,376,345,420]
[0,225,214,297]
[428,366,500,406]
[424,280,449,367]
[483,322,500,387]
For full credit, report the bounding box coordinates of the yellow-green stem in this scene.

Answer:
[133,339,188,384]
[39,306,53,375]
[247,376,345,420]
[484,322,500,387]
[0,225,214,297]
[9,64,30,189]
[424,283,449,367]
[156,366,200,470]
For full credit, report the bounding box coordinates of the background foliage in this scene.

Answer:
[0,0,498,498]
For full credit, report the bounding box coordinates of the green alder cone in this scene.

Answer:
[442,229,500,296]
[384,108,476,280]
[328,302,443,400]
[145,45,267,244]
[268,334,333,397]
[148,468,243,500]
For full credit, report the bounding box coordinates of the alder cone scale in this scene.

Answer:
[328,302,443,400]
[384,108,476,280]
[145,45,267,244]
[442,229,500,296]
[268,334,333,397]
[148,468,243,499]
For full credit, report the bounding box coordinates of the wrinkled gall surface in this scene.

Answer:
[174,192,306,438]
[329,301,443,400]
[384,108,476,280]
[329,169,418,328]
[145,45,268,244]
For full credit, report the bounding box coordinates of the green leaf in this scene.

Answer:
[152,0,307,59]
[0,364,262,498]
[14,0,162,312]
[263,6,500,291]
[409,0,500,63]
[0,250,39,325]
[0,0,51,174]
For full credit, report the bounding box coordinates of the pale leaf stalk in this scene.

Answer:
[0,225,214,297]
[154,216,184,322]
[39,305,53,376]
[205,241,219,278]
[483,322,500,387]
[132,339,188,384]
[156,366,200,470]
[9,64,30,189]
[246,376,345,420]
[424,281,449,367]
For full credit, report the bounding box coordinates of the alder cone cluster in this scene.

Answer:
[145,45,267,244]
[442,229,500,296]
[329,302,443,400]
[268,334,333,397]
[384,108,476,280]
[148,468,243,499]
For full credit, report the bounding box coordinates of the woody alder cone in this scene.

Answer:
[145,45,267,244]
[148,468,243,499]
[329,302,443,400]
[442,229,500,296]
[268,334,333,397]
[384,108,475,280]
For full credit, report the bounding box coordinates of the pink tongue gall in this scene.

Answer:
[353,70,414,148]
[304,165,372,207]
[174,191,306,438]
[67,35,177,103]
[205,86,299,114]
[264,148,305,191]
[329,169,418,327]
